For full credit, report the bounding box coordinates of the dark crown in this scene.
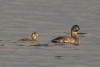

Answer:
[71,25,80,32]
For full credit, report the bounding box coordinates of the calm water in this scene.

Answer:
[0,0,100,67]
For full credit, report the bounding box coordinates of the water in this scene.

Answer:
[0,0,100,67]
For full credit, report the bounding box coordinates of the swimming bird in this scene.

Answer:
[51,25,80,45]
[18,32,40,41]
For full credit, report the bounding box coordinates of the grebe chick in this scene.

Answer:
[19,32,40,41]
[51,25,80,45]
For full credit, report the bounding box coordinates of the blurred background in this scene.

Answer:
[0,0,100,67]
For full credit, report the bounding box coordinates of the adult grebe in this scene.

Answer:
[18,32,40,41]
[51,25,80,45]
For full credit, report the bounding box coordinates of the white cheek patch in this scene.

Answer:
[32,35,36,39]
[34,36,36,39]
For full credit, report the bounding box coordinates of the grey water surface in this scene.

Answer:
[0,0,100,67]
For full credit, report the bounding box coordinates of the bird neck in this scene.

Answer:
[31,34,37,40]
[32,36,37,40]
[71,31,78,38]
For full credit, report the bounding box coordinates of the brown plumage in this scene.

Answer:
[51,25,80,45]
[18,32,40,41]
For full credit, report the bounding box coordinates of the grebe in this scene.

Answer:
[51,25,80,45]
[19,32,40,41]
